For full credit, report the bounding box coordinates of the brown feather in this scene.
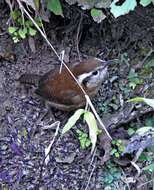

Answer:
[19,58,108,111]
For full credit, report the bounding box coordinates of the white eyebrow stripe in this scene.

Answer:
[77,72,92,84]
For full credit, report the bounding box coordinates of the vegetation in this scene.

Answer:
[8,9,42,42]
[1,0,154,189]
[6,0,154,42]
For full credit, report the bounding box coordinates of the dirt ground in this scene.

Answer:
[0,2,154,190]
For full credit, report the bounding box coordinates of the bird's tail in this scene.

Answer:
[18,74,41,86]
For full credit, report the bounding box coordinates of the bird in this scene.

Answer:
[18,57,109,111]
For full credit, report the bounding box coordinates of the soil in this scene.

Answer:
[0,2,154,190]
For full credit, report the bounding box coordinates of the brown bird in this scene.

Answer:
[19,58,109,111]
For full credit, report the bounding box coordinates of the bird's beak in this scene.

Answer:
[103,59,119,67]
[95,57,119,67]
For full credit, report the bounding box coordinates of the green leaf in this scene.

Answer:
[146,59,154,68]
[142,98,154,107]
[84,111,98,153]
[110,0,137,18]
[118,145,125,152]
[17,17,22,24]
[90,8,106,23]
[139,153,153,161]
[127,128,136,136]
[140,0,154,7]
[62,109,85,135]
[115,152,120,158]
[8,26,18,34]
[29,28,37,36]
[18,28,27,39]
[77,129,91,149]
[10,10,21,20]
[110,148,117,155]
[112,140,116,145]
[13,32,18,36]
[91,8,101,17]
[80,137,91,149]
[128,97,154,108]
[143,163,154,172]
[25,20,33,27]
[85,140,91,148]
[117,139,122,144]
[47,0,63,17]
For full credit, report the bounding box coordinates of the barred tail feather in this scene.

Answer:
[18,74,41,86]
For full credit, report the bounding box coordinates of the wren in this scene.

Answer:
[19,58,109,111]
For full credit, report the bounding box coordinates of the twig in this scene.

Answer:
[20,4,25,28]
[131,161,141,178]
[44,121,60,165]
[135,48,154,69]
[37,121,60,188]
[80,148,97,190]
[59,50,65,74]
[84,149,97,190]
[5,0,13,12]
[84,165,96,190]
[139,49,153,67]
[0,31,7,36]
[76,14,83,61]
[137,179,153,189]
[121,169,131,190]
[41,120,60,130]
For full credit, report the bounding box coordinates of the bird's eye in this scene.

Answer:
[92,70,98,75]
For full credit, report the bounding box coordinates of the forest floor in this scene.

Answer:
[0,2,154,190]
